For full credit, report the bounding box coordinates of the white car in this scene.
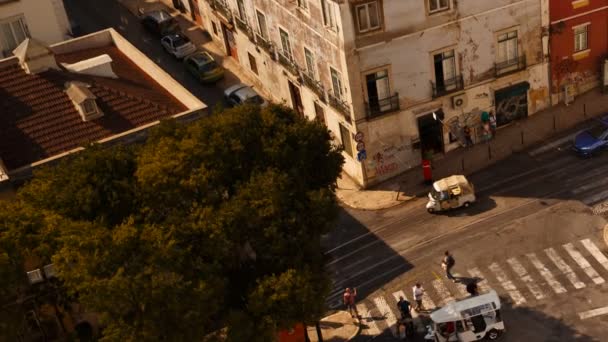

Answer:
[161,33,196,59]
[223,83,267,107]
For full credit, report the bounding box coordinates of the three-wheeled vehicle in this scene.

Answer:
[426,175,476,213]
[424,290,505,342]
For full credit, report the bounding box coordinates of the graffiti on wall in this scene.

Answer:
[365,143,408,178]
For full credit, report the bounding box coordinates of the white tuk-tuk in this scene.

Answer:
[424,290,505,342]
[426,175,476,213]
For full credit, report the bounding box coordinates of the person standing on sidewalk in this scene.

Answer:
[412,282,425,311]
[442,251,456,282]
[463,126,473,147]
[343,288,359,318]
[489,111,497,137]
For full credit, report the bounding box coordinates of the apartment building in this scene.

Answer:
[196,0,550,188]
[0,0,71,57]
[548,0,608,104]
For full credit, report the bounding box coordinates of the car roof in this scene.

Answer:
[164,33,187,41]
[187,52,214,66]
[234,86,260,100]
[224,83,249,97]
[145,10,173,22]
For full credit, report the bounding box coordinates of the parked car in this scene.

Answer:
[184,51,225,83]
[161,33,196,59]
[141,10,180,37]
[573,116,608,157]
[223,83,266,107]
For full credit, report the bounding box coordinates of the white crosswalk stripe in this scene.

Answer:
[373,296,397,337]
[582,188,608,205]
[527,252,567,294]
[488,262,526,305]
[432,279,455,306]
[357,303,380,336]
[421,289,436,311]
[467,267,491,293]
[392,290,425,334]
[563,243,604,284]
[580,239,608,271]
[507,257,545,300]
[545,247,586,289]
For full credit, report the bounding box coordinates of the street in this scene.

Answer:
[326,125,608,341]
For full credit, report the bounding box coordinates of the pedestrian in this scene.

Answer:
[489,111,497,136]
[396,295,414,338]
[442,251,456,282]
[412,282,425,311]
[343,287,359,318]
[466,282,479,296]
[463,126,473,147]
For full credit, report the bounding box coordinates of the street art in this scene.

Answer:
[495,94,527,126]
[365,143,408,178]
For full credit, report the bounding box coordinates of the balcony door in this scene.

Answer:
[366,69,390,113]
[433,50,456,92]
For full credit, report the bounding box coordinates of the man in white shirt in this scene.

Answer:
[412,282,425,312]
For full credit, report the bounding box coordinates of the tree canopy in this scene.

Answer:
[2,104,344,341]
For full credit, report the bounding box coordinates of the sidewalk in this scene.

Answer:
[306,311,359,342]
[338,88,608,210]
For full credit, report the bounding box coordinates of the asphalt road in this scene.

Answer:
[326,125,608,341]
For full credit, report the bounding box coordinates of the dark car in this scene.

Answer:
[573,116,608,157]
[141,10,180,36]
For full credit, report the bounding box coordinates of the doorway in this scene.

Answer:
[188,0,203,25]
[417,111,444,158]
[221,23,238,59]
[366,70,390,113]
[288,81,304,116]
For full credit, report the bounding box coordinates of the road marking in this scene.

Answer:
[579,306,608,320]
[526,252,567,294]
[563,243,604,285]
[572,176,608,195]
[528,131,580,156]
[507,257,545,300]
[357,303,381,336]
[582,188,608,206]
[544,247,586,289]
[580,239,608,271]
[452,272,471,298]
[373,296,397,337]
[421,289,436,311]
[467,267,491,293]
[488,262,526,305]
[392,291,425,334]
[432,279,455,306]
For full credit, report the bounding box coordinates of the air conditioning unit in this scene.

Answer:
[451,94,467,109]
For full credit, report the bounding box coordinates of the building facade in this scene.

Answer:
[196,0,550,187]
[0,0,71,57]
[548,0,608,104]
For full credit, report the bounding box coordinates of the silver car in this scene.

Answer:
[223,83,267,107]
[161,33,196,59]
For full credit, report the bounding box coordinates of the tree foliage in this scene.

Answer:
[2,104,344,340]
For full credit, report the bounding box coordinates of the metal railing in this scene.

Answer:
[495,55,526,77]
[431,75,464,98]
[302,72,326,102]
[365,93,400,119]
[327,93,351,121]
[234,15,255,42]
[209,0,232,22]
[254,33,275,58]
[277,52,300,76]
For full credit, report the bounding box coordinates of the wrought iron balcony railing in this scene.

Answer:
[254,34,275,58]
[302,72,326,103]
[209,0,232,22]
[277,52,300,76]
[495,55,526,77]
[431,75,464,98]
[328,93,351,122]
[234,15,255,42]
[365,93,400,119]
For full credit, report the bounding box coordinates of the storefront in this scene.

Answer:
[494,82,529,127]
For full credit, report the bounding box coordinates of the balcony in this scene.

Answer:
[234,15,255,42]
[495,55,526,77]
[365,93,400,119]
[209,0,232,23]
[302,73,326,103]
[431,75,464,98]
[277,52,300,77]
[328,93,351,122]
[255,34,275,58]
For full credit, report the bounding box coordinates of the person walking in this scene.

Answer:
[343,288,359,318]
[412,283,425,312]
[396,296,413,339]
[442,251,456,282]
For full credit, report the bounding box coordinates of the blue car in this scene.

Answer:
[573,117,608,157]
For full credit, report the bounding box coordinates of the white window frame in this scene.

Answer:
[573,23,589,52]
[428,0,449,14]
[279,27,292,59]
[330,66,344,99]
[339,123,354,157]
[321,0,338,31]
[304,47,316,78]
[236,0,247,21]
[496,30,518,65]
[355,1,381,33]
[0,15,29,56]
[83,99,98,115]
[297,0,308,11]
[255,9,269,39]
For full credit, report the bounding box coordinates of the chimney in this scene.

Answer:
[61,54,118,79]
[65,82,104,122]
[12,39,59,74]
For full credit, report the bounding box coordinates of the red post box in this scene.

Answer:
[422,159,433,185]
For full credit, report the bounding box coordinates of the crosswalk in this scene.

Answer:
[354,238,608,339]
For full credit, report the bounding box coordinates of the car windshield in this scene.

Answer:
[588,125,607,139]
[173,35,189,46]
[161,18,179,31]
[200,61,218,72]
[245,95,264,105]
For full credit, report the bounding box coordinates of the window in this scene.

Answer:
[237,0,247,20]
[574,25,588,52]
[314,101,326,124]
[356,2,381,33]
[0,16,29,56]
[298,0,308,10]
[83,100,97,114]
[256,10,268,39]
[330,67,343,99]
[212,21,219,36]
[321,0,337,30]
[248,52,258,75]
[339,124,354,157]
[428,0,449,13]
[366,69,390,111]
[304,48,316,78]
[433,50,456,89]
[279,28,292,59]
[497,30,518,64]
